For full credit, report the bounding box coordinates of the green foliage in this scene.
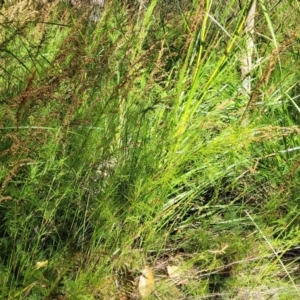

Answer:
[1,0,300,298]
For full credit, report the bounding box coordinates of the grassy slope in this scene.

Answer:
[1,0,300,299]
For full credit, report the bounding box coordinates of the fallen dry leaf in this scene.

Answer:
[138,265,154,298]
[35,260,48,269]
[167,265,181,279]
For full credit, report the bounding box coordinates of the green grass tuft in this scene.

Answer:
[1,0,300,299]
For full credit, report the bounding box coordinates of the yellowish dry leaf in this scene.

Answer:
[35,260,48,269]
[167,265,181,279]
[138,265,154,298]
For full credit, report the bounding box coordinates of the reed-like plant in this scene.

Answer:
[0,0,300,298]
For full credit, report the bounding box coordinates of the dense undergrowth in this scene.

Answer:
[1,0,300,299]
